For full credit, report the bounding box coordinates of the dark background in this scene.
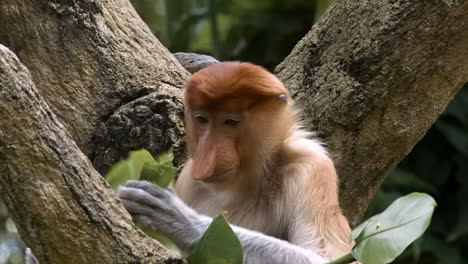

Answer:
[1,1,467,263]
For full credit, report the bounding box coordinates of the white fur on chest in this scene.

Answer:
[183,183,289,240]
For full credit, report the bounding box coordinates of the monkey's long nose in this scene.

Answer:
[191,137,217,181]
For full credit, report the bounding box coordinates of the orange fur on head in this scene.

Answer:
[185,62,288,112]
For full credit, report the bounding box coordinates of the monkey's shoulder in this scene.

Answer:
[279,140,336,179]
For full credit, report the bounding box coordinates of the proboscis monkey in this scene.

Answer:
[119,62,353,264]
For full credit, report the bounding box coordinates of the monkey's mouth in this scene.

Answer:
[198,170,234,183]
[198,176,219,183]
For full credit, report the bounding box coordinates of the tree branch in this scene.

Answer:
[173,53,219,74]
[0,45,182,264]
[275,0,468,225]
[0,0,189,173]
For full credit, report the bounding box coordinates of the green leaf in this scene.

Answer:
[140,152,178,188]
[105,149,178,190]
[105,149,180,251]
[187,214,243,264]
[351,193,436,264]
[325,253,355,264]
[105,150,157,190]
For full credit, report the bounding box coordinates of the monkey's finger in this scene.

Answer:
[120,198,156,216]
[131,214,156,228]
[125,180,155,189]
[117,187,166,210]
[125,180,171,199]
[132,214,172,238]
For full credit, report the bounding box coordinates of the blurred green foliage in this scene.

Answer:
[0,201,24,264]
[134,0,332,70]
[1,1,467,263]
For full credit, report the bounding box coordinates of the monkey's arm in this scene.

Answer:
[118,181,326,264]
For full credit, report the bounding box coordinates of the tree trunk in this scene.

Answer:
[275,0,468,225]
[0,45,183,263]
[0,0,189,174]
[0,0,467,262]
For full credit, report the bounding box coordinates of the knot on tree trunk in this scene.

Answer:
[92,91,187,175]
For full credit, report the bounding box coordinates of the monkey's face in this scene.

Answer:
[185,97,291,184]
[186,108,243,182]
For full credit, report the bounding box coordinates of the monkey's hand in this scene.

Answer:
[118,180,326,264]
[118,180,210,251]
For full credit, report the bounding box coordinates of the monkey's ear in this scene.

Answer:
[278,94,288,103]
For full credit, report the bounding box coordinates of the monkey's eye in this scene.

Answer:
[195,115,209,124]
[224,118,240,127]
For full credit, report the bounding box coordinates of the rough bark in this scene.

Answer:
[275,0,468,226]
[0,45,183,263]
[173,53,219,74]
[0,0,188,174]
